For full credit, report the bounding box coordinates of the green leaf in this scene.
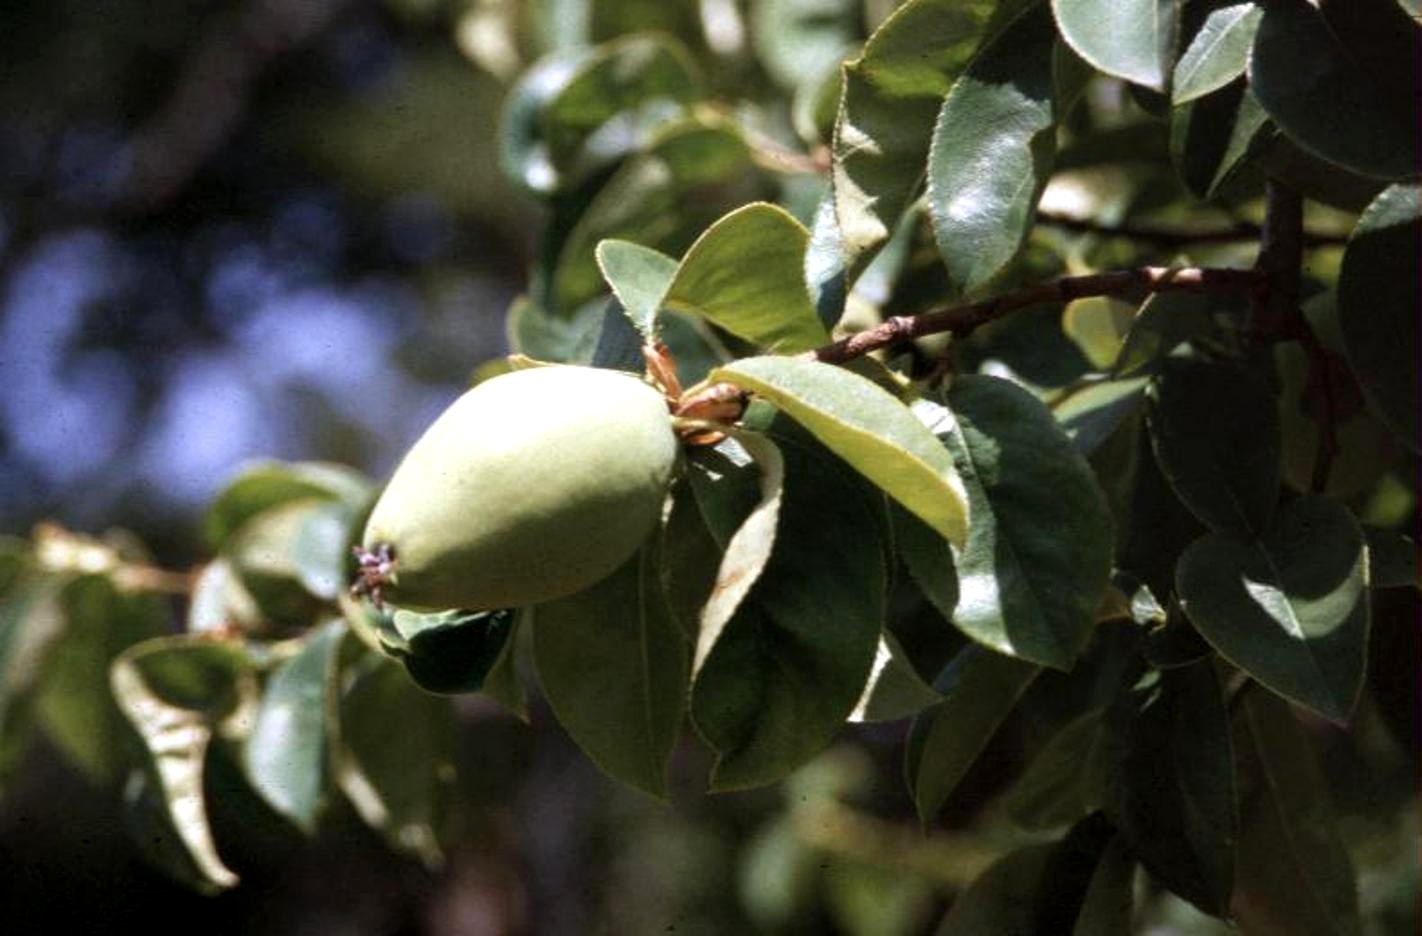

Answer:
[1147,358,1281,536]
[204,461,371,549]
[905,644,1038,824]
[541,34,702,180]
[752,0,860,89]
[927,3,1068,294]
[1101,663,1237,916]
[1249,0,1421,180]
[0,575,66,779]
[1177,494,1369,723]
[1052,0,1179,91]
[225,498,339,628]
[830,0,1009,275]
[533,543,687,799]
[1364,527,1417,589]
[1338,184,1420,452]
[1170,79,1272,200]
[1004,707,1108,830]
[935,376,1114,668]
[506,295,606,361]
[110,636,259,893]
[334,649,454,869]
[1232,688,1362,936]
[892,502,960,622]
[691,427,885,790]
[850,634,942,722]
[1072,835,1137,935]
[711,356,970,547]
[1172,1,1262,103]
[1112,290,1218,377]
[390,608,517,695]
[595,239,677,339]
[242,620,345,833]
[34,576,168,784]
[936,844,1054,933]
[662,203,829,353]
[499,48,593,195]
[550,117,756,314]
[692,431,786,675]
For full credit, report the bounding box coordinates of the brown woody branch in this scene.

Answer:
[808,265,1265,365]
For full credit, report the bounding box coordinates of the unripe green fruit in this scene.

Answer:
[362,366,678,610]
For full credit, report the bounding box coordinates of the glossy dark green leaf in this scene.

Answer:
[927,4,1069,294]
[391,607,517,695]
[595,239,677,338]
[1172,1,1262,103]
[712,356,969,547]
[34,576,168,784]
[0,576,66,780]
[1102,663,1237,916]
[1052,0,1179,91]
[831,0,1009,276]
[1170,79,1271,200]
[242,620,345,833]
[1232,688,1362,935]
[752,0,859,88]
[892,503,959,622]
[905,644,1039,824]
[850,634,942,722]
[334,649,454,868]
[1338,184,1420,452]
[692,431,785,676]
[1177,495,1369,723]
[1364,528,1417,589]
[549,117,755,313]
[663,203,829,353]
[203,461,371,549]
[1004,707,1108,830]
[541,34,702,180]
[936,844,1053,933]
[1051,377,1149,456]
[499,49,594,194]
[1112,290,1218,377]
[1250,0,1421,180]
[1072,835,1137,935]
[534,544,687,799]
[934,377,1114,668]
[110,636,260,892]
[1147,358,1281,536]
[691,428,885,790]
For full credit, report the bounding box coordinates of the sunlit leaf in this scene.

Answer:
[110,636,260,892]
[595,239,677,338]
[1177,495,1368,723]
[691,425,885,790]
[1052,0,1179,91]
[933,377,1113,669]
[203,461,371,550]
[663,203,829,353]
[711,356,969,547]
[752,0,860,89]
[928,4,1078,294]
[242,619,345,833]
[1172,1,1262,104]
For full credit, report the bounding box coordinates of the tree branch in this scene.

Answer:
[1036,209,1347,248]
[1252,180,1338,492]
[809,265,1265,365]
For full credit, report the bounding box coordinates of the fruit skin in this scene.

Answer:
[362,366,678,611]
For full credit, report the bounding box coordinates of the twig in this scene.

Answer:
[1252,180,1338,492]
[809,265,1264,365]
[1037,209,1347,249]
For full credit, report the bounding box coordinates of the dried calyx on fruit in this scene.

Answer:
[355,365,680,611]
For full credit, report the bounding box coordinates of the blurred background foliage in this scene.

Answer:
[0,0,1415,934]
